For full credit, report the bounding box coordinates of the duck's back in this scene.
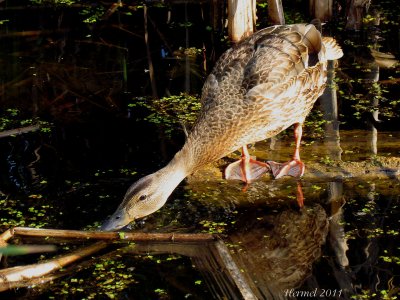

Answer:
[201,24,324,108]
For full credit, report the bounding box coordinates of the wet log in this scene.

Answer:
[0,124,40,139]
[0,227,215,292]
[9,227,215,242]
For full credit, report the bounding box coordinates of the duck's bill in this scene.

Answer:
[100,210,132,231]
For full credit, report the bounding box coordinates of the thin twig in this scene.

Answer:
[144,4,158,99]
[76,39,128,52]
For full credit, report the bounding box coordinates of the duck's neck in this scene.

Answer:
[154,148,192,198]
[158,132,222,190]
[172,138,212,174]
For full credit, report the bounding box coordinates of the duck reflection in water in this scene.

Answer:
[121,203,330,299]
[101,23,343,231]
[228,204,329,299]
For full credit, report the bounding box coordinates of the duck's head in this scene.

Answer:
[100,164,187,231]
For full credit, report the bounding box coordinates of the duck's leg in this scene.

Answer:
[267,123,305,179]
[225,145,270,184]
[296,180,304,208]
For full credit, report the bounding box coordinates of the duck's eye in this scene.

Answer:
[139,195,147,201]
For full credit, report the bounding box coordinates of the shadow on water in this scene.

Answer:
[1,1,400,299]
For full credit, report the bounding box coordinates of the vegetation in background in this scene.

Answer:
[30,0,76,5]
[0,109,52,133]
[129,93,201,137]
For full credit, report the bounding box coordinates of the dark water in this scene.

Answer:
[1,1,400,299]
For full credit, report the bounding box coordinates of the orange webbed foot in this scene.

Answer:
[225,158,270,184]
[267,160,305,179]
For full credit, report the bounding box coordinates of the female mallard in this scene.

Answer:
[101,23,343,231]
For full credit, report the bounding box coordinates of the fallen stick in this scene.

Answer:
[0,124,40,139]
[0,227,215,292]
[0,228,14,261]
[379,77,400,84]
[11,227,215,242]
[0,241,107,292]
[0,228,13,246]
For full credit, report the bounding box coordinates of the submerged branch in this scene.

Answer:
[0,241,107,292]
[379,77,400,84]
[214,240,258,300]
[0,227,214,292]
[0,125,41,139]
[76,39,129,52]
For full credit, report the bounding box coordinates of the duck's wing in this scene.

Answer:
[201,24,341,116]
[243,25,328,121]
[246,60,326,117]
[243,24,322,93]
[200,26,279,110]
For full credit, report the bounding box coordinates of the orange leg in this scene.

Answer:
[267,123,305,179]
[296,180,304,208]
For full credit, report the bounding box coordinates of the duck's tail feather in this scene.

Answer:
[322,37,344,60]
[310,19,322,32]
[293,23,322,54]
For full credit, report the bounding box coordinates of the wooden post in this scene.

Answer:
[309,0,333,22]
[228,0,256,42]
[345,0,371,30]
[267,0,285,25]
[320,60,342,161]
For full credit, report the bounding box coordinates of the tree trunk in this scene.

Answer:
[345,0,371,30]
[228,0,256,42]
[267,0,285,25]
[309,0,333,22]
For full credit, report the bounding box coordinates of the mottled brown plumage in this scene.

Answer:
[101,24,343,231]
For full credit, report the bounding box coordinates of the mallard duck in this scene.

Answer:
[101,23,343,231]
